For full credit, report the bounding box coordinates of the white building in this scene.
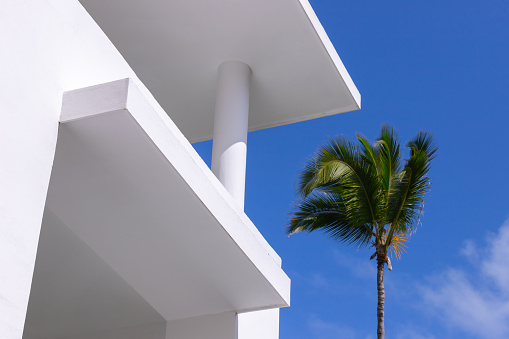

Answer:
[0,1,360,339]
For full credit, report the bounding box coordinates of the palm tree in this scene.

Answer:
[288,125,437,339]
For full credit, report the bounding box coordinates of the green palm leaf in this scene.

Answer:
[386,131,437,242]
[289,192,372,247]
[297,137,380,228]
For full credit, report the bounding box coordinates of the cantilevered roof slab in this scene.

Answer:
[79,0,360,142]
[40,79,290,329]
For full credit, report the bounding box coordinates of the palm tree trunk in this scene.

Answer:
[377,259,385,339]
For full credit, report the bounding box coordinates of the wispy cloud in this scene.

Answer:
[459,239,479,262]
[419,218,509,338]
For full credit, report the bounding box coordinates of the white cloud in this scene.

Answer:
[419,219,509,338]
[482,223,509,293]
[459,239,478,262]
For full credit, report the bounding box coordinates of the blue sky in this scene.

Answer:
[194,1,509,338]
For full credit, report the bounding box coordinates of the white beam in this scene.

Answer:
[211,61,251,210]
[237,309,280,339]
[56,79,289,322]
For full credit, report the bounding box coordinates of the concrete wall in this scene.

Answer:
[39,313,236,339]
[166,313,236,339]
[237,309,280,339]
[62,322,166,339]
[1,1,284,339]
[0,1,164,337]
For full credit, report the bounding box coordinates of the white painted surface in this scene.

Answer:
[60,79,130,122]
[23,210,164,339]
[211,61,251,210]
[0,1,222,337]
[0,1,145,337]
[61,322,166,339]
[0,2,67,337]
[237,309,280,339]
[36,79,289,336]
[166,313,236,339]
[45,313,239,339]
[79,0,361,143]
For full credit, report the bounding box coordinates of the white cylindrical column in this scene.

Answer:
[211,61,251,210]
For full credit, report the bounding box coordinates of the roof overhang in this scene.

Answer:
[79,0,360,142]
[25,79,290,338]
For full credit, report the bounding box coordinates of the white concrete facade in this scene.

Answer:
[0,1,146,337]
[43,313,236,339]
[0,0,360,339]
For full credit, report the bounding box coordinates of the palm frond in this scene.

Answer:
[298,137,357,196]
[375,125,401,192]
[296,137,380,227]
[375,126,401,213]
[386,132,437,235]
[357,133,380,175]
[384,231,409,260]
[289,192,373,248]
[406,130,438,160]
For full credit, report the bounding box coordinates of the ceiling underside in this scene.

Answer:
[79,0,360,142]
[23,209,165,339]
